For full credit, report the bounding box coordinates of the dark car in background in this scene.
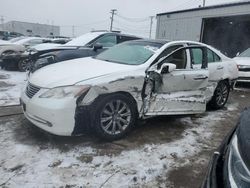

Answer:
[29,31,141,72]
[202,108,250,188]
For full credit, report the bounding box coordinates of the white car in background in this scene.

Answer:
[21,40,238,140]
[0,37,47,56]
[234,48,250,83]
[0,37,48,71]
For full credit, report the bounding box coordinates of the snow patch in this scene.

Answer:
[0,108,230,187]
[0,69,26,106]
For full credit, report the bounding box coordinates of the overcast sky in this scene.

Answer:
[0,0,246,38]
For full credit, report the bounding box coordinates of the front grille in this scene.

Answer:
[25,82,40,98]
[239,68,250,72]
[238,77,250,81]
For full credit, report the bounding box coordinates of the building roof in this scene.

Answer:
[4,20,59,28]
[157,1,250,16]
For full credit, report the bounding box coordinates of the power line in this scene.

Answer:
[116,13,149,22]
[113,21,149,31]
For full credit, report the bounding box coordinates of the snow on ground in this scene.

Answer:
[0,108,231,187]
[0,69,26,106]
[0,69,238,187]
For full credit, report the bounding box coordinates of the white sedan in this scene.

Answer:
[234,48,250,83]
[21,40,238,140]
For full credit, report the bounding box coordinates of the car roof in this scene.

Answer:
[132,39,170,45]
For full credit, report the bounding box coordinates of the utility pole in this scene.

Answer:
[149,16,154,39]
[0,16,4,30]
[110,9,117,31]
[203,0,206,7]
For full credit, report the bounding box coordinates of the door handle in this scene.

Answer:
[217,66,224,70]
[194,75,208,80]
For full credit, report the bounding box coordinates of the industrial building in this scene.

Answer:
[156,1,250,57]
[0,21,60,37]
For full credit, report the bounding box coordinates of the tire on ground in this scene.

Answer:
[92,93,137,140]
[208,80,230,110]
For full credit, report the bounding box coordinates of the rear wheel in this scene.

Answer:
[209,80,230,110]
[93,94,137,140]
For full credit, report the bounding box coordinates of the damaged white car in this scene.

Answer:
[20,40,238,140]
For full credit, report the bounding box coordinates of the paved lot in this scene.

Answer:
[0,90,249,187]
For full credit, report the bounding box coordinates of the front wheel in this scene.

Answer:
[18,59,31,72]
[209,81,230,110]
[93,94,137,140]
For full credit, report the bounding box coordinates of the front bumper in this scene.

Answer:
[236,71,250,83]
[21,88,78,136]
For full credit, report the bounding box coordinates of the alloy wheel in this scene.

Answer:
[215,82,229,107]
[100,99,131,135]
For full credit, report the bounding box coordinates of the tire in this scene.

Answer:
[18,59,30,72]
[92,94,137,140]
[209,80,230,110]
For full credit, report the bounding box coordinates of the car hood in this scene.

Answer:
[32,43,62,51]
[29,57,138,88]
[233,57,250,66]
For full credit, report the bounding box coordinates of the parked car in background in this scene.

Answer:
[0,37,49,71]
[233,48,250,84]
[8,36,28,43]
[202,107,250,188]
[21,39,238,140]
[29,31,141,72]
[0,39,12,45]
[0,30,24,40]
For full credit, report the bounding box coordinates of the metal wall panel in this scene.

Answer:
[156,3,250,41]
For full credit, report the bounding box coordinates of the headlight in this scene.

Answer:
[1,51,18,57]
[228,136,250,187]
[39,85,90,99]
[36,56,55,65]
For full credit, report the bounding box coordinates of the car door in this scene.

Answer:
[191,46,224,82]
[142,46,209,116]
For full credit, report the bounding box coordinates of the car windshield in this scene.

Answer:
[95,41,163,65]
[239,48,250,57]
[65,32,105,46]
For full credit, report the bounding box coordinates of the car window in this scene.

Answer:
[96,41,162,65]
[117,35,139,43]
[95,35,117,47]
[191,48,203,65]
[207,48,221,63]
[164,48,187,69]
[154,45,183,64]
[239,48,250,57]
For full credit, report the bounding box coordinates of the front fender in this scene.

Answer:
[77,75,145,116]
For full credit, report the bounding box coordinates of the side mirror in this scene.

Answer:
[156,63,176,74]
[236,52,240,57]
[93,43,103,51]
